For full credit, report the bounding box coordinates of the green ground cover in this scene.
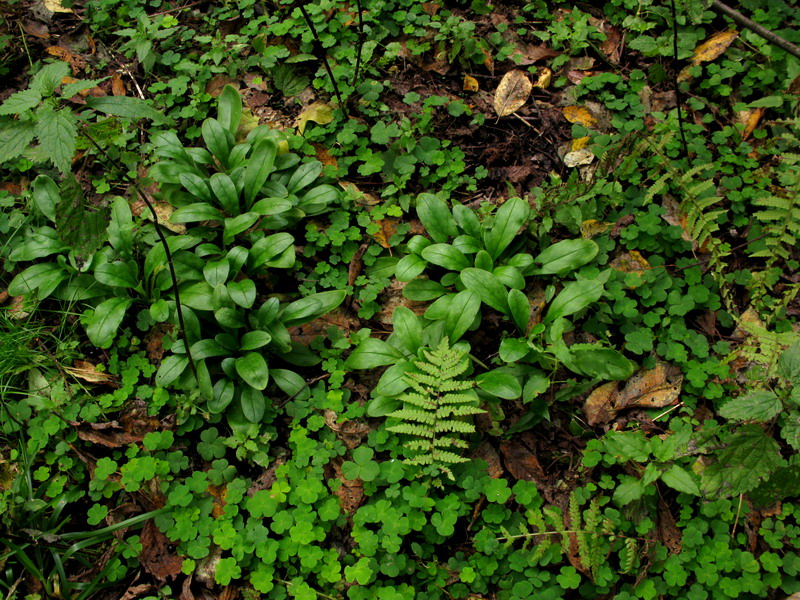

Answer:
[1,0,800,597]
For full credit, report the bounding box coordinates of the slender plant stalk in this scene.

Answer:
[712,0,800,60]
[351,0,365,87]
[81,129,198,383]
[669,0,688,157]
[294,1,349,117]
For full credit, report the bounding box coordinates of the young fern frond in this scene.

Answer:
[387,338,484,480]
[749,151,800,266]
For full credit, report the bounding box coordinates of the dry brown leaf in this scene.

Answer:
[609,250,651,275]
[658,498,683,554]
[731,306,764,341]
[739,106,764,140]
[562,105,598,128]
[371,218,400,248]
[324,409,371,449]
[137,200,186,234]
[511,44,560,65]
[421,1,440,16]
[340,181,379,205]
[472,441,503,478]
[533,67,552,89]
[205,74,238,97]
[332,459,365,514]
[499,439,545,482]
[661,196,693,245]
[463,75,479,92]
[47,47,84,74]
[65,360,118,385]
[584,381,620,426]
[494,70,532,117]
[111,72,127,96]
[599,23,623,62]
[22,21,50,38]
[690,29,738,65]
[615,362,682,410]
[139,521,183,581]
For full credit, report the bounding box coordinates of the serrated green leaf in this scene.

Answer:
[0,119,36,164]
[661,465,700,495]
[0,89,42,115]
[719,390,782,422]
[86,95,173,124]
[34,108,77,173]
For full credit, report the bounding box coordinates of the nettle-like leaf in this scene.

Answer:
[34,107,77,174]
[702,424,786,496]
[718,390,782,422]
[387,338,484,480]
[55,175,109,263]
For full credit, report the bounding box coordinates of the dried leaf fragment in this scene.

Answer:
[295,101,334,134]
[43,0,73,13]
[690,29,738,65]
[111,72,127,96]
[463,75,479,92]
[494,70,532,117]
[534,67,552,89]
[562,105,598,128]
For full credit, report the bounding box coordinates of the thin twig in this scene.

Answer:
[712,0,800,60]
[351,0,365,87]
[294,2,349,118]
[669,0,688,157]
[81,129,198,383]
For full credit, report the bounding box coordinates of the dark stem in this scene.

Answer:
[669,0,688,157]
[294,2,349,118]
[81,129,198,383]
[351,0,365,88]
[712,0,800,60]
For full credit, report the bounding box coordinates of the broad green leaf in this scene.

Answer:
[196,358,213,401]
[367,395,401,417]
[287,161,322,194]
[228,279,256,308]
[483,197,530,259]
[570,346,635,380]
[499,338,531,362]
[493,265,525,290]
[375,361,413,396]
[460,268,509,314]
[243,137,278,207]
[507,288,530,331]
[416,193,457,243]
[424,294,453,320]
[453,203,481,238]
[208,378,235,413]
[0,89,41,115]
[55,175,108,262]
[209,173,240,215]
[281,290,346,327]
[235,352,269,390]
[179,172,213,203]
[107,196,133,254]
[719,390,782,422]
[223,212,260,242]
[346,338,404,369]
[421,244,470,271]
[533,239,599,276]
[240,385,266,422]
[218,85,242,135]
[544,279,604,322]
[661,465,700,495]
[202,118,232,166]
[444,290,481,342]
[35,108,76,174]
[392,306,422,354]
[476,370,522,399]
[203,259,230,287]
[9,227,67,261]
[298,184,339,215]
[171,203,223,223]
[85,297,133,348]
[86,95,173,124]
[395,254,427,282]
[180,281,215,311]
[249,232,295,269]
[149,299,170,322]
[271,369,309,400]
[155,354,189,387]
[402,279,447,302]
[239,330,272,351]
[0,120,36,164]
[94,262,138,289]
[8,262,68,299]
[613,478,644,505]
[190,339,229,360]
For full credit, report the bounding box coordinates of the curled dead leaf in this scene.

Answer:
[65,360,118,385]
[562,105,598,128]
[739,106,764,140]
[534,67,552,89]
[494,70,532,117]
[580,219,613,239]
[463,75,479,92]
[563,149,594,167]
[43,0,73,13]
[295,101,334,134]
[111,72,127,96]
[690,29,738,65]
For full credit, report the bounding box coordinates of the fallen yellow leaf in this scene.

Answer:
[463,75,479,92]
[571,136,590,151]
[534,67,552,89]
[690,29,738,65]
[739,106,764,140]
[562,105,598,128]
[295,101,334,135]
[44,0,73,13]
[580,219,613,238]
[494,70,532,117]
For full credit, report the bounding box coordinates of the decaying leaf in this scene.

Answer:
[738,106,764,140]
[499,438,545,483]
[584,362,682,425]
[472,441,504,478]
[111,72,127,96]
[562,105,598,128]
[563,149,594,167]
[463,75,479,92]
[690,29,738,65]
[23,21,51,38]
[333,459,365,514]
[324,409,371,449]
[205,74,237,97]
[295,101,334,134]
[47,47,85,74]
[65,360,118,385]
[534,67,552,89]
[133,199,187,234]
[580,219,613,238]
[43,0,73,13]
[139,520,183,582]
[510,44,560,65]
[610,250,651,275]
[340,181,379,205]
[494,70,532,117]
[371,218,401,248]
